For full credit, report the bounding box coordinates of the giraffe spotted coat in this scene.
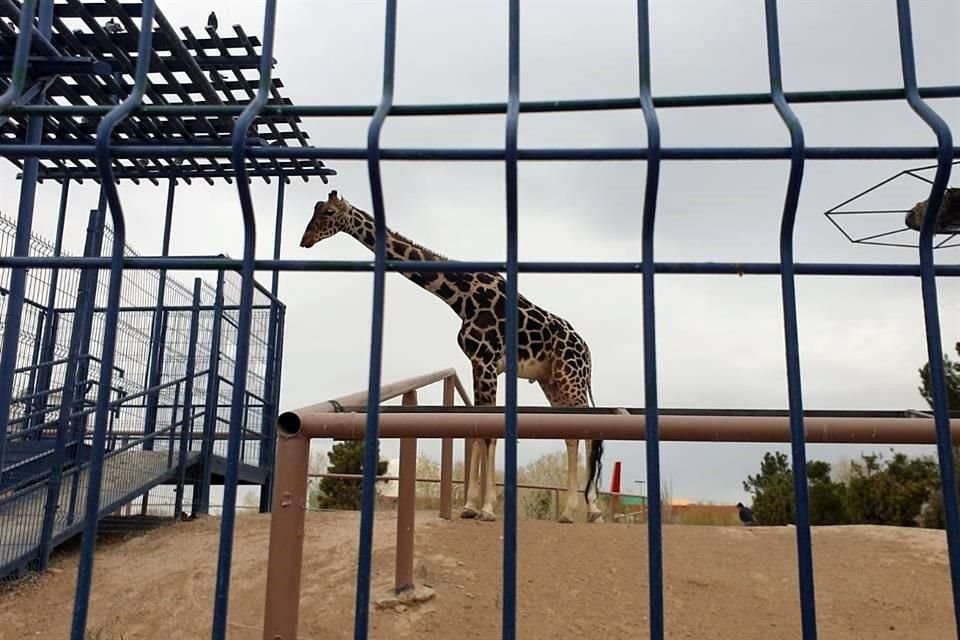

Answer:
[300,190,604,523]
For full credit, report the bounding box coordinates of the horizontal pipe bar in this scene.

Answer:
[312,472,647,497]
[288,367,461,417]
[1,143,958,161]
[286,411,960,445]
[353,405,960,418]
[6,83,960,117]
[0,256,957,277]
[53,303,275,314]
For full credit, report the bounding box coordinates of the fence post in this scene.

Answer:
[608,460,622,523]
[65,199,108,528]
[261,431,310,640]
[259,178,286,512]
[463,437,472,510]
[143,178,176,452]
[194,269,225,515]
[31,180,70,434]
[175,279,203,518]
[0,0,52,482]
[141,308,169,516]
[165,382,181,471]
[395,390,418,593]
[39,205,103,569]
[439,377,454,520]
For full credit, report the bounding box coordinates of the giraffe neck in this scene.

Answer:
[343,205,481,318]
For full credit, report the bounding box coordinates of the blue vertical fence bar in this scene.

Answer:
[70,3,157,638]
[502,0,521,638]
[763,1,817,637]
[635,1,664,637]
[0,0,46,485]
[895,0,960,633]
[353,1,397,636]
[210,1,278,637]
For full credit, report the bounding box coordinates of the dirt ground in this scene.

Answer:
[0,511,954,639]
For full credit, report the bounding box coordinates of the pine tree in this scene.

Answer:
[315,440,388,510]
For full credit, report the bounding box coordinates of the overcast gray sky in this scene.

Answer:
[1,0,958,505]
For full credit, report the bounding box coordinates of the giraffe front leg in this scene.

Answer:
[476,438,498,521]
[559,439,580,523]
[585,439,604,523]
[461,437,483,518]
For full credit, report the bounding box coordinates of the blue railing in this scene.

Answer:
[0,1,957,640]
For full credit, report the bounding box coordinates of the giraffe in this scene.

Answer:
[299,190,605,524]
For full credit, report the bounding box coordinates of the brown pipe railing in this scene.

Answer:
[262,368,468,640]
[285,411,960,444]
[310,472,647,522]
[263,367,958,640]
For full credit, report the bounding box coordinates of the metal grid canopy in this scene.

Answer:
[0,0,335,184]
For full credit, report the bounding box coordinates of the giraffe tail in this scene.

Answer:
[585,385,604,506]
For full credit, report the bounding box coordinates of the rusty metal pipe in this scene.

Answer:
[291,412,960,445]
[395,391,418,593]
[278,368,459,424]
[262,431,310,640]
[440,378,455,520]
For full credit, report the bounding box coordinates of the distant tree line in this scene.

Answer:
[743,341,960,529]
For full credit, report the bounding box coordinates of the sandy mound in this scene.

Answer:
[0,511,954,639]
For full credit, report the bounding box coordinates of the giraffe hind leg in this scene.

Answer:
[585,439,604,523]
[463,363,498,522]
[538,380,589,523]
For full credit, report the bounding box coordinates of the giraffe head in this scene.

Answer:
[300,190,352,248]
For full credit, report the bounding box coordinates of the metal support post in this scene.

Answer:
[31,180,71,433]
[39,206,103,569]
[143,178,176,450]
[0,0,52,485]
[259,178,286,512]
[260,429,309,640]
[194,269,225,514]
[439,377,454,520]
[175,279,203,518]
[66,200,107,528]
[395,390,418,593]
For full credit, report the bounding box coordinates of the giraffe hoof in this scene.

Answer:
[557,514,575,524]
[588,512,605,524]
[476,510,497,522]
[460,507,479,519]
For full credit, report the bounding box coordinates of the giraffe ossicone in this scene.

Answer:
[300,190,605,524]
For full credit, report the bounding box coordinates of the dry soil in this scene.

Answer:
[0,511,954,639]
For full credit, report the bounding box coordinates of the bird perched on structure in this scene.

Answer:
[208,11,218,31]
[736,502,755,526]
[104,17,123,34]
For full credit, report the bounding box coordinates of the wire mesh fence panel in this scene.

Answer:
[0,1,957,640]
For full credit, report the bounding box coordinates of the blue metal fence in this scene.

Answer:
[1,1,958,639]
